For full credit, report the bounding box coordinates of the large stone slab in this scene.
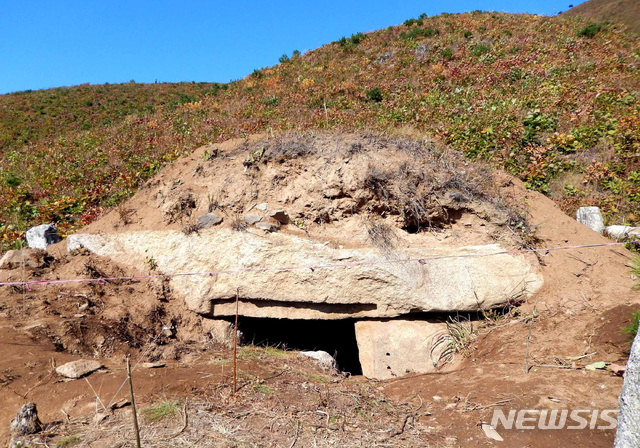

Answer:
[67,229,543,319]
[355,319,448,379]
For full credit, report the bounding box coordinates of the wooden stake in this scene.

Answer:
[127,356,142,448]
[233,288,239,395]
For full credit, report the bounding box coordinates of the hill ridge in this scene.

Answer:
[1,11,639,248]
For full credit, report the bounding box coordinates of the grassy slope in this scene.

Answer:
[1,11,639,247]
[565,0,640,34]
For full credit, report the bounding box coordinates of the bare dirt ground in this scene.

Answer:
[1,132,638,447]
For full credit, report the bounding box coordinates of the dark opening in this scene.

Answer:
[237,317,362,375]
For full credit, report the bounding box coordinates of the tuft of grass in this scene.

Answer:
[630,257,640,289]
[57,435,81,448]
[253,383,275,394]
[431,315,476,367]
[141,399,181,422]
[623,310,640,339]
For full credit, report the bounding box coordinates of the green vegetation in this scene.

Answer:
[0,12,639,247]
[578,22,604,37]
[57,435,81,448]
[623,310,640,339]
[141,399,181,422]
[366,87,383,102]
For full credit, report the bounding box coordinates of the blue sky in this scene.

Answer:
[0,0,583,94]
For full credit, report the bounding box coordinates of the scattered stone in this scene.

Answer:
[615,331,640,448]
[300,351,337,370]
[376,51,395,63]
[141,361,166,369]
[10,403,42,436]
[25,224,60,250]
[109,398,131,410]
[244,214,263,225]
[415,44,429,55]
[576,206,605,234]
[202,319,237,347]
[0,249,47,270]
[55,359,103,379]
[268,209,290,225]
[606,225,640,240]
[255,203,268,211]
[355,319,448,380]
[255,221,278,232]
[93,412,109,425]
[197,213,223,229]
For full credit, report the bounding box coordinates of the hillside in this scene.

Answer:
[1,11,639,248]
[566,0,640,34]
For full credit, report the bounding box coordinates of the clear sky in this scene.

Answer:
[0,0,584,94]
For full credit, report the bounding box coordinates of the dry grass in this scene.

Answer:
[141,399,181,422]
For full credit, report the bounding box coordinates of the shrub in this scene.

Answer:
[441,48,454,60]
[578,23,603,38]
[262,95,279,106]
[470,43,490,56]
[366,87,383,102]
[463,30,473,39]
[337,33,367,51]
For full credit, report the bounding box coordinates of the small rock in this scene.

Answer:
[93,412,109,424]
[268,210,290,225]
[10,403,42,436]
[109,398,131,410]
[300,351,337,370]
[25,224,60,250]
[244,214,263,225]
[576,206,605,234]
[141,361,166,369]
[197,213,223,229]
[606,225,640,239]
[376,51,395,63]
[255,203,268,211]
[0,249,46,270]
[255,222,278,232]
[415,44,429,55]
[56,359,103,379]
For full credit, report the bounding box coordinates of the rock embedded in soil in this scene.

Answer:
[55,359,103,379]
[606,225,640,240]
[66,229,543,320]
[197,213,223,229]
[300,350,337,370]
[268,209,290,225]
[255,221,278,232]
[0,249,46,270]
[10,402,42,436]
[576,206,605,234]
[244,213,263,225]
[25,224,60,250]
